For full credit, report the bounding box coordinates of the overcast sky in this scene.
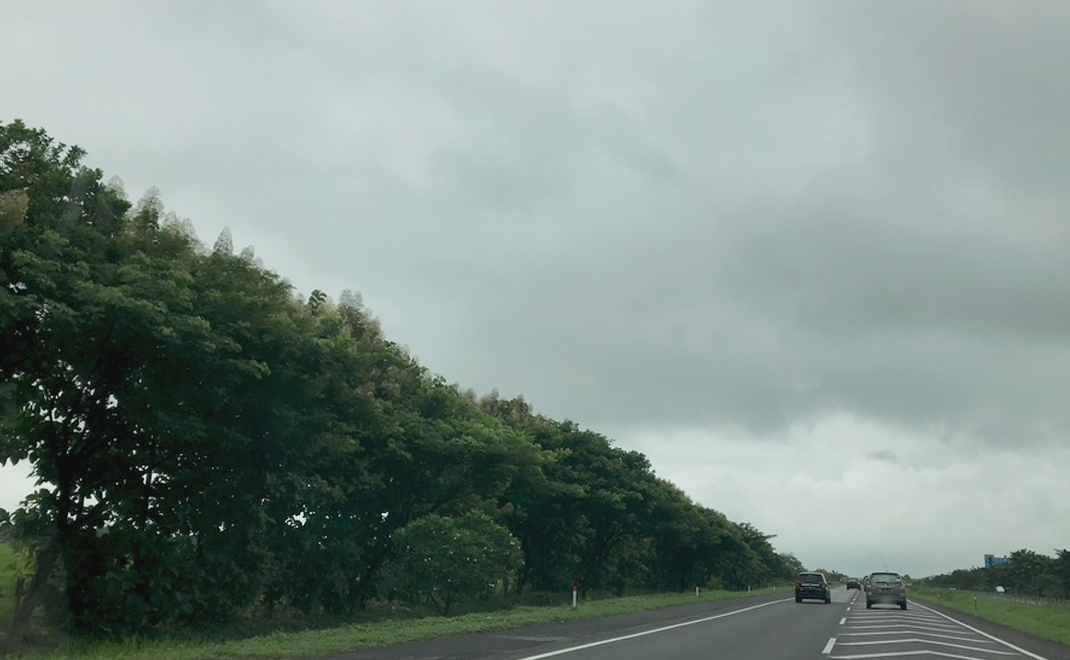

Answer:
[3,0,1070,579]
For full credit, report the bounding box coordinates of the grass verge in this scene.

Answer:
[911,587,1070,647]
[3,587,784,660]
[1,543,31,633]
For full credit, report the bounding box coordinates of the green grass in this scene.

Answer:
[911,587,1070,647]
[1,543,31,632]
[2,586,786,660]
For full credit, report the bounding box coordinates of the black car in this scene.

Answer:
[866,571,907,609]
[846,577,860,590]
[795,571,831,604]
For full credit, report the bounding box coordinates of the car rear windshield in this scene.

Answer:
[798,573,825,582]
[871,573,900,583]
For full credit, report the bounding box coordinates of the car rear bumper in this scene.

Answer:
[867,592,905,603]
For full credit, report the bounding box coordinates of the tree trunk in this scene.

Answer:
[351,546,390,614]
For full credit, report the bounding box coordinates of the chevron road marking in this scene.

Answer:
[833,638,1016,654]
[828,599,1054,660]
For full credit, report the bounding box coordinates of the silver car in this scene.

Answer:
[866,571,907,609]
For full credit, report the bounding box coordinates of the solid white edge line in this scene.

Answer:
[910,600,1052,660]
[822,637,836,654]
[512,598,793,660]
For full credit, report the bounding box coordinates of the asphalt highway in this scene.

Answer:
[331,586,1070,660]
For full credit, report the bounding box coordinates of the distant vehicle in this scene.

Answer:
[846,577,860,590]
[795,571,832,604]
[866,571,907,610]
[996,585,1005,593]
[862,575,871,591]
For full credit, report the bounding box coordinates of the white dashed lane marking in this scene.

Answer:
[823,637,837,654]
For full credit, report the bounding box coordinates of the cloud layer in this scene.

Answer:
[4,1,1069,575]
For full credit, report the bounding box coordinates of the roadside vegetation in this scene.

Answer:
[920,548,1070,601]
[911,587,1070,647]
[1,575,783,660]
[0,120,803,653]
[0,544,29,634]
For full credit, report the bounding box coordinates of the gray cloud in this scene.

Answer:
[865,450,900,465]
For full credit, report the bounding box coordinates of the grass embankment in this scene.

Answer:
[2,586,785,660]
[911,587,1070,647]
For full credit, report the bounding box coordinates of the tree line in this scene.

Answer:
[920,549,1070,599]
[0,120,803,639]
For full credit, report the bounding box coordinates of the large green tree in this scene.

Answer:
[1054,549,1070,600]
[0,120,349,635]
[383,511,521,615]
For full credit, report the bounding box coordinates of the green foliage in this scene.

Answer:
[921,548,1064,599]
[0,541,32,630]
[0,119,326,636]
[383,512,521,615]
[0,189,29,234]
[1006,549,1056,598]
[0,119,794,645]
[1056,549,1070,600]
[482,395,789,598]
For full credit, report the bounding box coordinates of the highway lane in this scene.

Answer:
[334,586,1070,660]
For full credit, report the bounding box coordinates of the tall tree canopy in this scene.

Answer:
[0,120,796,640]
